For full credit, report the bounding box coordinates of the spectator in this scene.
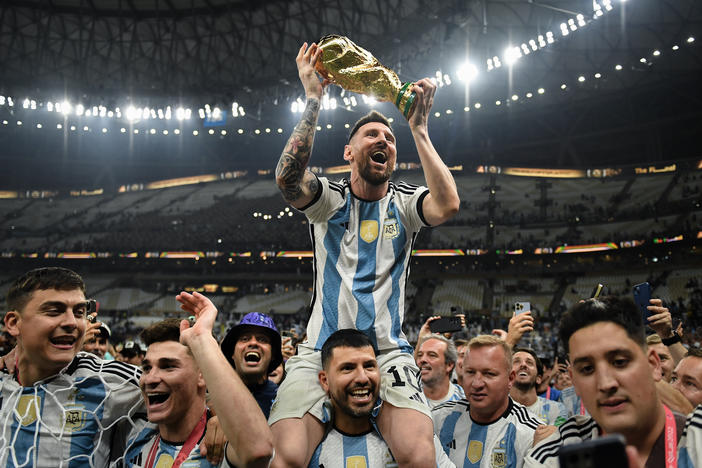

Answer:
[433,335,542,467]
[672,349,702,407]
[510,348,568,427]
[220,312,283,419]
[526,296,688,467]
[416,334,465,407]
[83,323,113,360]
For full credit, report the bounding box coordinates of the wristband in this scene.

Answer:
[662,332,681,346]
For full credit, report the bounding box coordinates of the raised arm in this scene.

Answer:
[407,78,460,226]
[275,42,326,209]
[177,292,273,468]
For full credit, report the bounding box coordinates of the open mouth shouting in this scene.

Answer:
[370,150,387,165]
[147,392,171,408]
[244,351,262,366]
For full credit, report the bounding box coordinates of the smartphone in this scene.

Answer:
[559,434,628,468]
[282,330,295,338]
[514,302,530,314]
[590,284,605,299]
[429,316,463,334]
[633,282,652,326]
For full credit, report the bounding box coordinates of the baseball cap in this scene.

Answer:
[220,312,282,372]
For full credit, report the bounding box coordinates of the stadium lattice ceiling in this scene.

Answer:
[0,0,701,189]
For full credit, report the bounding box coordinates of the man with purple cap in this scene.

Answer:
[220,312,283,418]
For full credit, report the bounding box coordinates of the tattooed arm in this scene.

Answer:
[275,42,325,209]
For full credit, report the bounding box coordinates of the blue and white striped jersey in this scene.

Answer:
[432,398,541,468]
[427,383,466,408]
[122,423,232,468]
[679,404,702,468]
[0,352,144,468]
[558,386,587,418]
[525,397,568,427]
[302,177,430,353]
[308,427,455,468]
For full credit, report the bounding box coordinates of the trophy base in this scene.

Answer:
[395,82,416,119]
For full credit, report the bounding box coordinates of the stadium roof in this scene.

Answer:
[0,0,700,189]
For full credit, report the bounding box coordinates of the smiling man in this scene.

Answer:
[272,42,460,468]
[525,296,688,468]
[0,267,143,467]
[220,312,283,419]
[124,296,273,468]
[510,348,568,427]
[310,329,454,468]
[416,334,465,407]
[433,335,542,468]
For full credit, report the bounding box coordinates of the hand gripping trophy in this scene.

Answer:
[313,34,417,119]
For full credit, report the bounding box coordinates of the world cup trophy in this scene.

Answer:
[313,35,417,119]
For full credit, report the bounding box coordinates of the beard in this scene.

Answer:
[358,158,394,185]
[514,379,536,393]
[328,385,377,419]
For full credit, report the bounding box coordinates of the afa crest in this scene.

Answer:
[491,447,507,467]
[360,220,379,243]
[346,455,368,468]
[16,395,40,426]
[382,218,399,239]
[154,453,175,468]
[467,440,483,464]
[63,403,87,432]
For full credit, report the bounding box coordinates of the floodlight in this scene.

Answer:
[615,64,623,70]
[208,129,214,135]
[36,124,42,129]
[174,129,180,135]
[538,88,545,94]
[221,130,226,135]
[102,128,107,133]
[193,130,198,136]
[457,63,479,82]
[150,128,156,134]
[504,46,521,66]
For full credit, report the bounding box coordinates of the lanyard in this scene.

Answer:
[145,410,208,468]
[579,400,585,416]
[663,405,677,468]
[545,386,551,400]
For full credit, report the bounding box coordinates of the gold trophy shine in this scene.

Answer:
[314,35,417,119]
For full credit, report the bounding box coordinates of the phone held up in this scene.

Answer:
[633,282,652,326]
[429,316,463,334]
[514,302,530,314]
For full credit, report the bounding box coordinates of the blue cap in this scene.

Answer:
[220,312,283,373]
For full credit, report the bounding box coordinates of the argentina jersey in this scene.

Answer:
[428,383,466,408]
[0,353,143,468]
[432,399,541,468]
[302,177,430,353]
[525,397,568,427]
[679,405,702,468]
[308,428,455,468]
[558,386,587,418]
[122,424,226,468]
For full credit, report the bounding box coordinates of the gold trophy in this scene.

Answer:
[314,35,417,119]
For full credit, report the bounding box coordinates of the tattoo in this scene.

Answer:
[275,98,320,202]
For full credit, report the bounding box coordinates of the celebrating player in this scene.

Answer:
[272,42,460,468]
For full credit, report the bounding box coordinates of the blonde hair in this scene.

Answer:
[467,335,513,371]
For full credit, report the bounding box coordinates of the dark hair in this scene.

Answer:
[347,111,393,143]
[686,348,702,359]
[559,296,645,355]
[513,347,544,376]
[140,318,182,347]
[321,329,376,370]
[7,267,86,312]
